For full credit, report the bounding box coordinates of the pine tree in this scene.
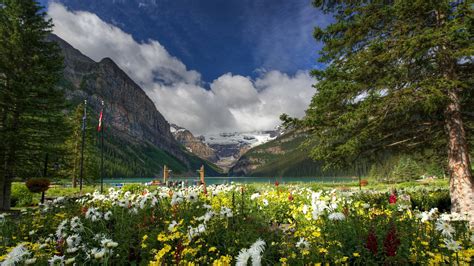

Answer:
[63,103,101,187]
[0,0,65,210]
[303,1,473,222]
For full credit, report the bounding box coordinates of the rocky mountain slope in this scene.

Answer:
[169,123,283,171]
[49,34,221,176]
[170,124,218,163]
[229,129,356,177]
[203,130,282,170]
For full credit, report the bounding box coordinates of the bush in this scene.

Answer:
[25,178,51,193]
[368,155,445,182]
[11,183,38,207]
[121,184,145,194]
[408,189,451,212]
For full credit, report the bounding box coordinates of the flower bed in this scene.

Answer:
[0,185,473,265]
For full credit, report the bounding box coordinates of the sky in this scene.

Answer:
[39,0,332,135]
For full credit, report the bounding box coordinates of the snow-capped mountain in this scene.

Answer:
[203,130,281,149]
[170,124,284,171]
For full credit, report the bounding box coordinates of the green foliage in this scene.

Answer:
[0,0,67,209]
[368,154,446,182]
[61,102,223,181]
[303,1,473,168]
[0,184,470,265]
[233,130,369,177]
[408,189,451,212]
[11,183,37,207]
[121,184,145,194]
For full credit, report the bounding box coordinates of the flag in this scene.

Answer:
[97,110,103,132]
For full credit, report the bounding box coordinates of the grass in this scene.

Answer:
[9,177,449,209]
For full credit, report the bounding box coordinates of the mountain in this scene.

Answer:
[170,124,218,163]
[229,129,357,177]
[49,34,222,177]
[203,129,283,171]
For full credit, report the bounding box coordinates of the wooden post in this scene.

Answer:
[163,165,169,184]
[199,165,207,194]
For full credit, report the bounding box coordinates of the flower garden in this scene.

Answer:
[1,184,473,265]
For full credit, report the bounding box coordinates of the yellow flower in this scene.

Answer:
[212,255,232,266]
[157,233,167,242]
[209,247,217,252]
[353,252,360,257]
[151,244,171,263]
[319,247,328,254]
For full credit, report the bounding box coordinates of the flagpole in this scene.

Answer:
[79,100,87,193]
[100,100,104,194]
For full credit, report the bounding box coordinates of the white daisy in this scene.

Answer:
[104,211,113,221]
[220,207,233,218]
[250,193,260,200]
[435,220,454,238]
[168,220,178,231]
[248,238,266,266]
[186,192,199,202]
[1,244,30,266]
[48,255,65,266]
[25,258,37,265]
[296,237,310,250]
[235,248,251,266]
[302,205,309,215]
[328,212,345,221]
[444,238,461,251]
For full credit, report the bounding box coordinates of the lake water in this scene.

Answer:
[103,176,356,185]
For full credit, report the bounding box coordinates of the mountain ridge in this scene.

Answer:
[49,34,221,176]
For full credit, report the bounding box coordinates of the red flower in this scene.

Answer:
[366,230,378,255]
[389,193,397,204]
[288,192,294,201]
[384,225,401,257]
[275,181,279,187]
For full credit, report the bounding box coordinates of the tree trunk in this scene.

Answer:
[444,89,474,226]
[0,174,5,210]
[1,178,12,210]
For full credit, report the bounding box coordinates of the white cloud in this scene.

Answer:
[48,3,315,135]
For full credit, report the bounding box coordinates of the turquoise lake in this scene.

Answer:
[102,176,357,185]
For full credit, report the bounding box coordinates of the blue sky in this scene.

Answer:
[42,0,332,134]
[40,0,330,83]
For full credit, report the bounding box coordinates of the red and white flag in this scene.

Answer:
[97,110,103,132]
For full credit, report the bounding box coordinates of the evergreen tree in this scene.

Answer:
[0,0,65,210]
[63,103,100,187]
[301,1,473,222]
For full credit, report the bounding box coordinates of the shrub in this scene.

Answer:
[25,178,51,193]
[408,189,451,212]
[11,183,37,207]
[121,184,145,194]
